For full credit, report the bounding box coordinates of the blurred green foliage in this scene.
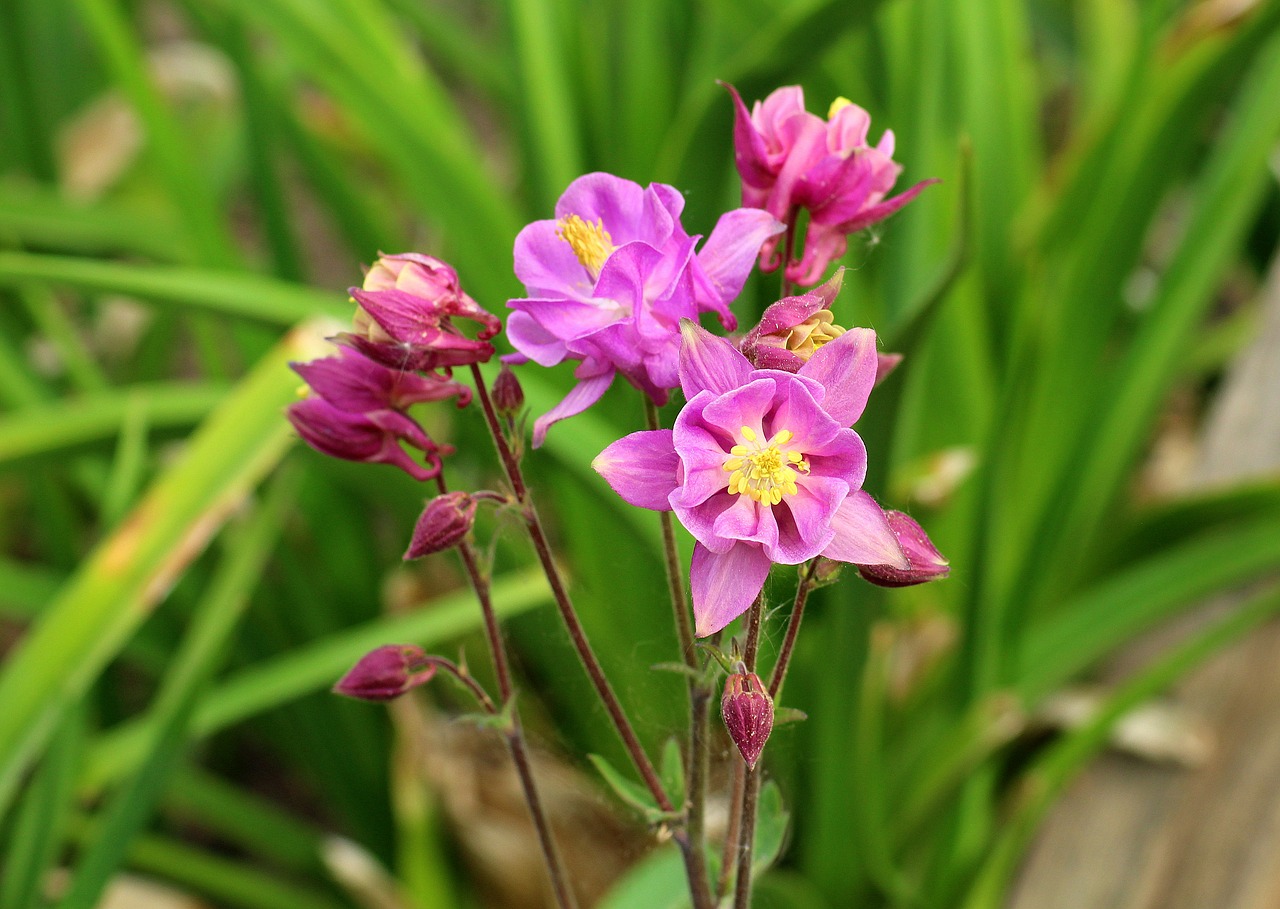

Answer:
[1,0,1279,907]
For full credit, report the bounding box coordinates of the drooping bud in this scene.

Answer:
[339,252,501,372]
[287,398,443,480]
[740,271,846,373]
[333,644,436,701]
[404,492,477,559]
[291,347,472,413]
[721,670,774,768]
[491,364,525,418]
[857,511,950,588]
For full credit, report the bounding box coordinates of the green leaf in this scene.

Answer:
[589,752,659,815]
[0,322,331,818]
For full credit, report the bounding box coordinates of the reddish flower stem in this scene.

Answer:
[732,593,767,908]
[718,758,746,901]
[468,364,673,814]
[768,560,818,702]
[436,474,578,909]
[642,397,715,907]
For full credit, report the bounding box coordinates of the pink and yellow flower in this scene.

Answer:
[727,84,936,287]
[594,320,911,635]
[506,172,783,446]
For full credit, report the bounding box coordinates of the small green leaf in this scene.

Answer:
[660,737,686,808]
[588,753,659,814]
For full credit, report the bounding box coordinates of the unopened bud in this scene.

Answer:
[333,644,436,701]
[721,670,774,768]
[404,492,477,559]
[857,511,950,588]
[491,364,524,418]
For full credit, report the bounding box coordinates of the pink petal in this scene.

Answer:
[691,541,773,637]
[822,490,908,567]
[592,430,678,511]
[532,369,614,448]
[799,327,878,426]
[693,208,785,316]
[678,320,752,400]
[837,178,940,234]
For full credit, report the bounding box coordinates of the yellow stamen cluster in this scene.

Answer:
[785,310,846,360]
[556,214,616,279]
[723,426,811,506]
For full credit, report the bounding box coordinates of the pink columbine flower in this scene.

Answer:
[594,320,910,635]
[739,270,902,384]
[506,172,783,446]
[340,252,500,372]
[727,84,937,287]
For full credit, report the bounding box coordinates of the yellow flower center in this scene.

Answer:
[556,214,615,280]
[786,310,846,360]
[723,426,811,506]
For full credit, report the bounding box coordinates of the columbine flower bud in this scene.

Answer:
[292,348,472,413]
[857,510,950,588]
[491,364,524,418]
[721,670,774,768]
[333,644,436,701]
[339,252,501,372]
[287,398,443,480]
[404,492,477,559]
[741,271,846,372]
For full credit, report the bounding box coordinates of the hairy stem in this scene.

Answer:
[439,475,578,909]
[469,364,672,811]
[732,593,767,908]
[769,560,817,702]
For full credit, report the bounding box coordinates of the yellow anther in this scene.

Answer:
[828,96,853,119]
[722,426,809,505]
[556,214,615,279]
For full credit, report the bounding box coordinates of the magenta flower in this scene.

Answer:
[739,270,902,384]
[287,398,444,481]
[506,172,783,446]
[594,321,908,635]
[727,84,937,287]
[340,252,500,372]
[292,347,472,412]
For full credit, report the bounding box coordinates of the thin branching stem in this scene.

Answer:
[768,560,818,702]
[437,474,578,909]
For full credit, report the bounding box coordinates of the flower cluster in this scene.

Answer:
[727,84,937,286]
[505,172,783,446]
[287,253,495,481]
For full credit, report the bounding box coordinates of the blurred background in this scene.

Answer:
[1,0,1279,907]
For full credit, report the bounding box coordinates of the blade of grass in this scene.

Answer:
[0,382,225,467]
[962,583,1280,909]
[82,565,551,789]
[57,471,296,909]
[0,321,331,818]
[0,251,348,324]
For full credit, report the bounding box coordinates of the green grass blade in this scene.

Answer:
[0,322,331,818]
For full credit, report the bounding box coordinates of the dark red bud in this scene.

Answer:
[858,511,950,588]
[333,644,436,701]
[404,492,477,559]
[491,364,525,418]
[721,671,774,768]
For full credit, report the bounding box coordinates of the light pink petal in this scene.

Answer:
[691,541,773,637]
[822,490,908,567]
[798,327,878,426]
[505,311,570,367]
[693,208,785,317]
[837,178,940,234]
[509,296,623,342]
[712,493,779,553]
[726,83,775,189]
[531,369,614,448]
[556,173,650,246]
[678,320,752,399]
[513,221,597,299]
[592,430,678,511]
